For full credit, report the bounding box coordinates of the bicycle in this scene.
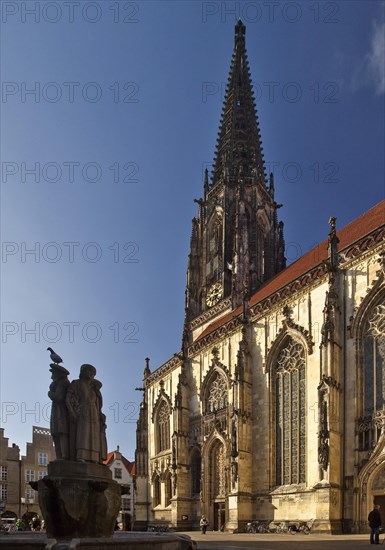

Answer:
[288,520,313,535]
[257,521,272,533]
[245,520,259,533]
[275,521,290,534]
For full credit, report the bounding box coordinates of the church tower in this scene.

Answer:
[135,18,385,534]
[186,20,286,321]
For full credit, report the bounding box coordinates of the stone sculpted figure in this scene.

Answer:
[48,364,70,460]
[92,378,108,462]
[66,364,107,463]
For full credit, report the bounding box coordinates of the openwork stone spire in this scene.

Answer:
[211,20,266,189]
[185,21,286,323]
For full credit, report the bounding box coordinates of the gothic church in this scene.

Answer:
[135,21,385,533]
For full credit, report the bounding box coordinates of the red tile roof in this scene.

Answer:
[103,450,135,475]
[103,451,115,465]
[196,200,385,341]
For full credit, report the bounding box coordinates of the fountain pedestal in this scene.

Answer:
[34,460,121,539]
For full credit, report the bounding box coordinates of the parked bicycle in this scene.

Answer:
[245,520,272,533]
[245,520,259,533]
[275,521,290,534]
[257,521,271,533]
[288,519,313,535]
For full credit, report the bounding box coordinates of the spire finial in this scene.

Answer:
[328,216,339,271]
[235,20,246,44]
[143,357,151,378]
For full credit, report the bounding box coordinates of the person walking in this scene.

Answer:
[368,504,382,544]
[200,515,209,534]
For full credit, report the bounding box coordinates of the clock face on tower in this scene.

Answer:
[206,282,223,307]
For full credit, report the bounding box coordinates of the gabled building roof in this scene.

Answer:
[103,449,134,476]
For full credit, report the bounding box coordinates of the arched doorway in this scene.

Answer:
[372,467,385,525]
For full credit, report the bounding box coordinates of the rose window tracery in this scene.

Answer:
[207,373,228,412]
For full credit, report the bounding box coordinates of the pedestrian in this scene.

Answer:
[200,515,209,534]
[368,504,382,544]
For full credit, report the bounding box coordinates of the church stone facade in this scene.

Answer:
[135,21,385,534]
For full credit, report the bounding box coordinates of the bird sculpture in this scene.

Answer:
[47,347,63,364]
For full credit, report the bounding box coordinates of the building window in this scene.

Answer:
[275,337,306,485]
[207,373,227,412]
[122,496,131,511]
[364,304,385,416]
[114,468,122,479]
[0,484,7,500]
[25,488,35,503]
[38,470,47,480]
[26,469,35,482]
[358,303,385,449]
[157,402,170,453]
[153,475,161,507]
[165,474,172,506]
[191,451,201,495]
[1,466,8,481]
[38,453,48,466]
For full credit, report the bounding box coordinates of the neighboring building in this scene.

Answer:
[20,426,55,521]
[135,21,385,533]
[104,446,135,530]
[0,428,20,518]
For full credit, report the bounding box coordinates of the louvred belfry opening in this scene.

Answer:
[186,20,286,322]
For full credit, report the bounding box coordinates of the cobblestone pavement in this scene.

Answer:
[183,531,376,549]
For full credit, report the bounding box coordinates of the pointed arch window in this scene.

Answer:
[156,401,170,453]
[364,304,385,416]
[359,303,385,450]
[191,450,201,495]
[153,475,161,507]
[207,373,228,413]
[275,337,306,485]
[164,473,172,506]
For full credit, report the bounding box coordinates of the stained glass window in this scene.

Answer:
[364,304,385,417]
[275,338,306,485]
[157,402,170,453]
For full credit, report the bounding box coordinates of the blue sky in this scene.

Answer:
[1,1,384,460]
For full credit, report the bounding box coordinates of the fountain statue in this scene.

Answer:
[32,363,120,539]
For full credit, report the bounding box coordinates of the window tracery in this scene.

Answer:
[157,401,170,453]
[275,338,306,485]
[207,373,228,412]
[364,304,385,416]
[358,303,385,450]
